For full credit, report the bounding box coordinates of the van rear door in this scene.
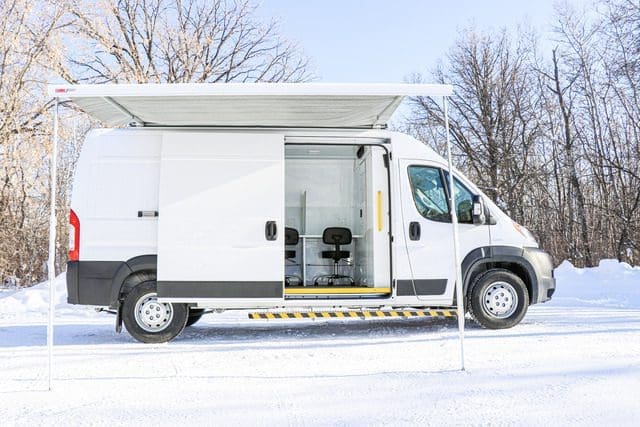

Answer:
[156,132,284,301]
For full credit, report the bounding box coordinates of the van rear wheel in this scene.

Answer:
[122,281,188,343]
[468,269,529,329]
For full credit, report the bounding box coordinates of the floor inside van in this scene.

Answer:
[283,143,391,299]
[284,286,391,296]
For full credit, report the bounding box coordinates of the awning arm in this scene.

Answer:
[372,96,403,128]
[103,96,145,127]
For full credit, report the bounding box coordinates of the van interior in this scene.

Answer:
[283,144,391,299]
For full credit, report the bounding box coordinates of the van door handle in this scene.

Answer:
[409,222,421,241]
[138,210,158,218]
[265,221,277,241]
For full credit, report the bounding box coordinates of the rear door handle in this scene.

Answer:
[409,221,421,241]
[265,221,277,241]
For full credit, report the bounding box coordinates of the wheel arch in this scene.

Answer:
[109,254,158,306]
[462,246,538,305]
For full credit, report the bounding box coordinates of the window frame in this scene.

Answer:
[407,165,476,224]
[442,170,475,224]
[407,165,451,223]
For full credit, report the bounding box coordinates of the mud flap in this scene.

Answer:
[115,300,123,333]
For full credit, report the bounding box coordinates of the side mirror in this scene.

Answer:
[472,195,485,225]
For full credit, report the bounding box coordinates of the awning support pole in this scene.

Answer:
[47,97,59,391]
[444,96,465,371]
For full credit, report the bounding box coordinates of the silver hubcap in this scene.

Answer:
[482,281,518,319]
[134,292,174,332]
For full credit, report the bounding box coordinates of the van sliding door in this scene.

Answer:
[156,132,284,300]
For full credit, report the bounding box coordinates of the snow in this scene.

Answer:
[553,259,640,308]
[1,260,640,425]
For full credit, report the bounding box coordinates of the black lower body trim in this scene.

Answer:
[396,279,447,296]
[157,281,283,298]
[67,262,80,304]
[66,261,124,305]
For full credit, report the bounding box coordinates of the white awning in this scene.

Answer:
[47,82,452,128]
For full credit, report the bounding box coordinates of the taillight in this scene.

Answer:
[69,209,80,261]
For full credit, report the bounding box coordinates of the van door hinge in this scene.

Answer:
[383,154,390,169]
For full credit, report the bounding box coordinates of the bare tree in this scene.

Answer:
[59,0,312,83]
[0,1,63,139]
[0,0,67,285]
[593,0,640,263]
[407,27,543,224]
[546,1,640,265]
[537,46,594,266]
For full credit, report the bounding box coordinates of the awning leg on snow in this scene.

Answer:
[444,96,466,371]
[47,97,59,391]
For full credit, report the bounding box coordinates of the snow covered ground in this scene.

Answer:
[1,260,639,426]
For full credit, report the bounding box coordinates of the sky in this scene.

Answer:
[257,0,563,82]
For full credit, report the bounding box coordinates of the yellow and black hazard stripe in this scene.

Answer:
[248,310,456,320]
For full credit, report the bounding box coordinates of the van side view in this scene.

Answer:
[55,83,555,343]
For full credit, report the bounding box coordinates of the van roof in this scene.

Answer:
[47,82,452,129]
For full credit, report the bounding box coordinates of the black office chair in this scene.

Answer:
[285,227,302,286]
[314,227,354,286]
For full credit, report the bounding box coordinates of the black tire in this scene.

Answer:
[467,269,529,329]
[185,308,205,327]
[122,280,188,343]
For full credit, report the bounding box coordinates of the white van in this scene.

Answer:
[56,83,555,343]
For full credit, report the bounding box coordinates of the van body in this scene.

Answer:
[66,126,555,342]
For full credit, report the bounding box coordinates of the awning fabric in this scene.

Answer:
[47,83,453,128]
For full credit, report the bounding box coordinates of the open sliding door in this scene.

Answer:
[157,132,284,301]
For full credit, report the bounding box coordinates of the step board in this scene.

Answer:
[248,309,457,320]
[284,286,391,295]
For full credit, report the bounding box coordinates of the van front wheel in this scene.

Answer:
[468,269,529,329]
[122,281,188,343]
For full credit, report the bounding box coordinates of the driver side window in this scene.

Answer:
[408,166,450,222]
[408,166,475,224]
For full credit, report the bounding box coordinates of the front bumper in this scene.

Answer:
[523,247,556,304]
